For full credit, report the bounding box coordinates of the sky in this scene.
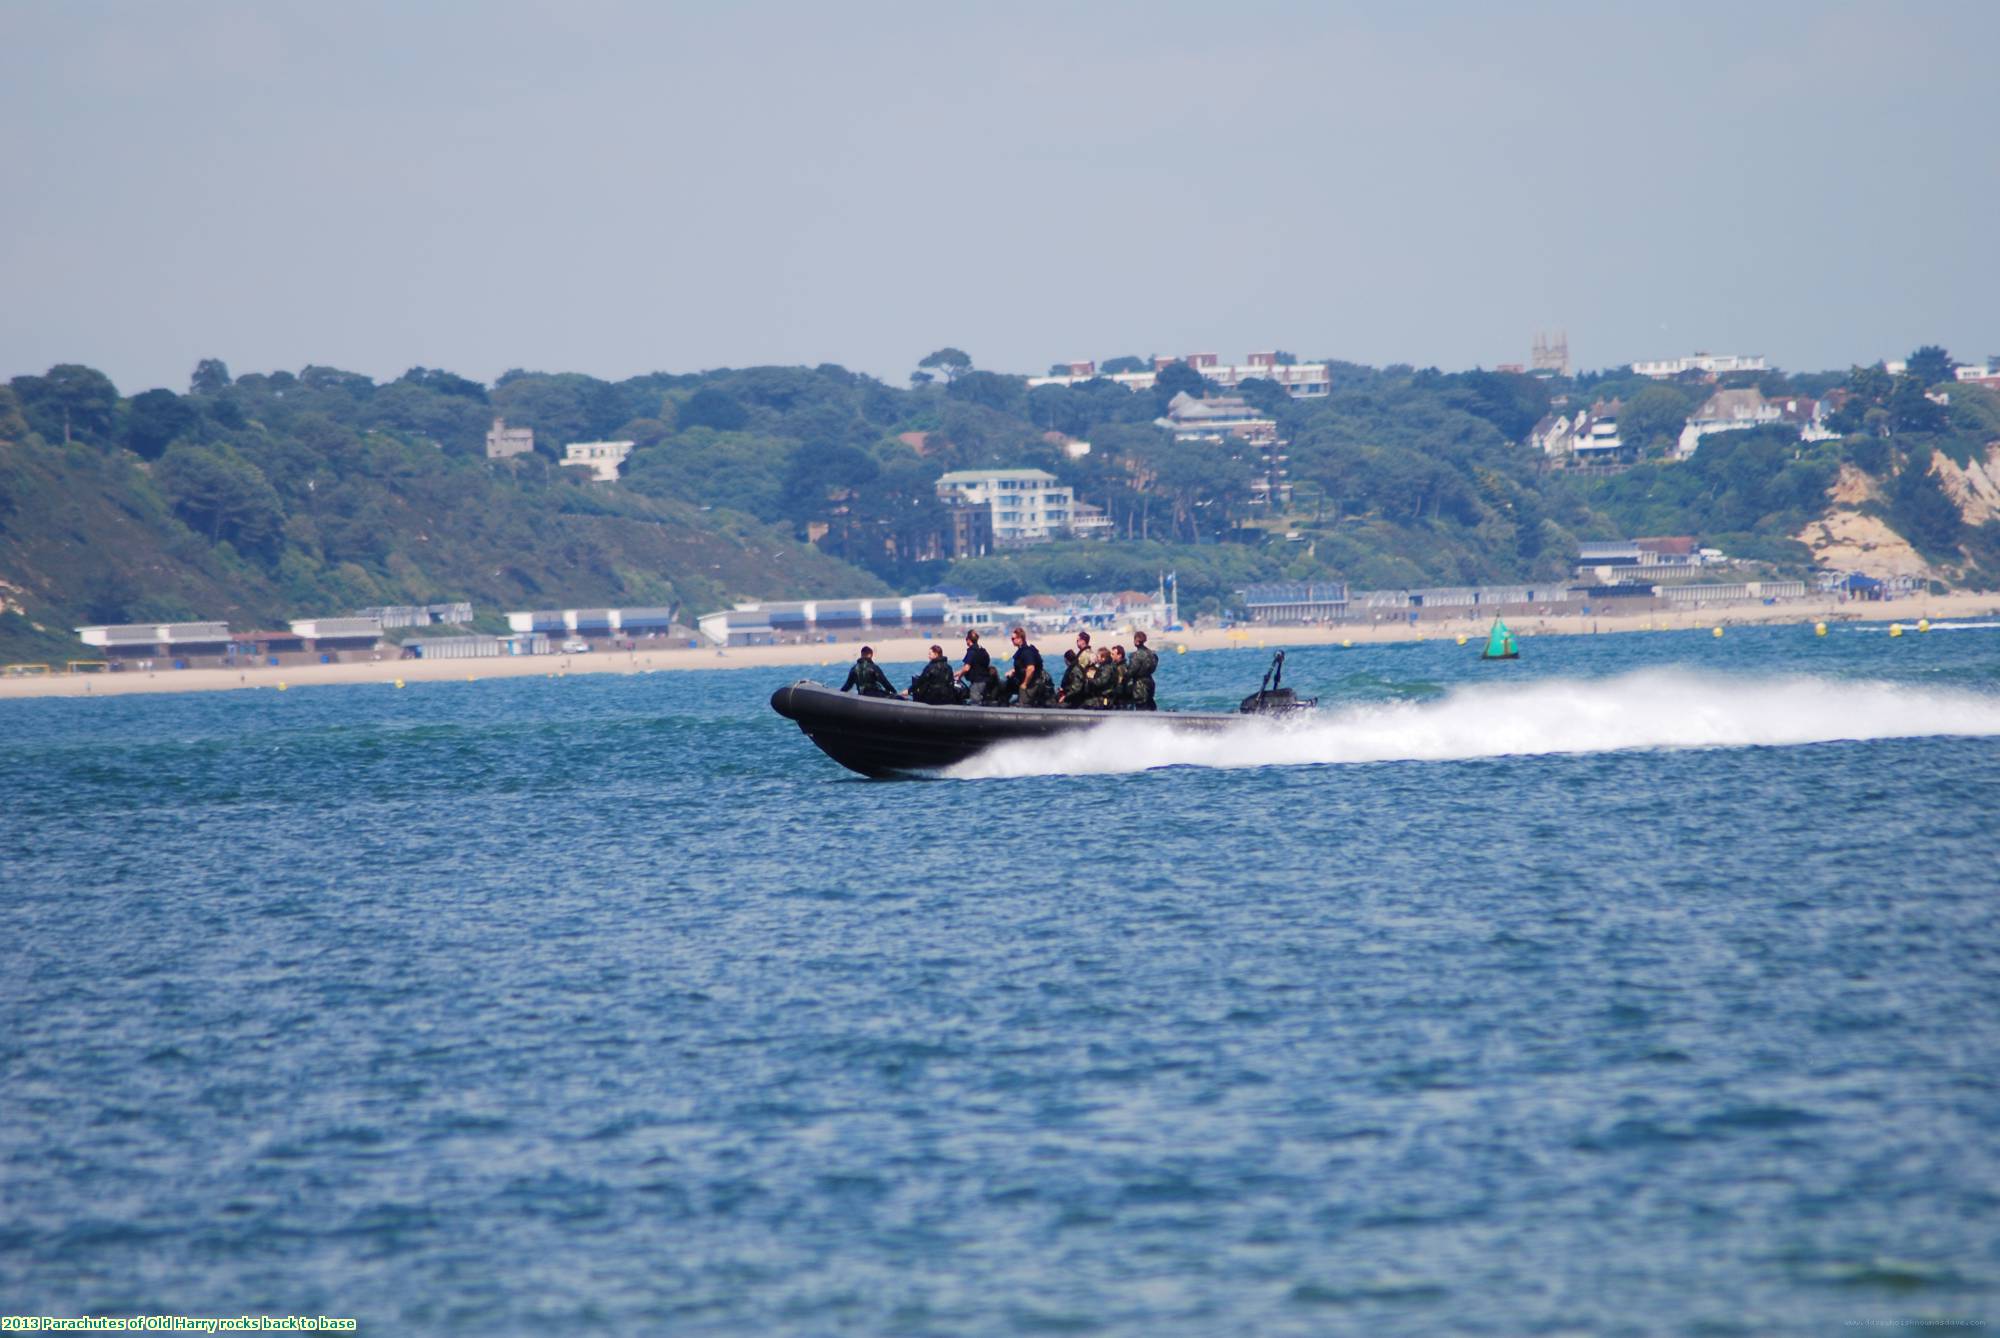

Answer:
[3,0,1996,395]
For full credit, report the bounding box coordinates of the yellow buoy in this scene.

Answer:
[277,681,288,691]
[1456,634,1468,646]
[466,674,475,682]
[1341,639,1352,648]
[1918,618,1930,633]
[1889,624,1903,637]
[1174,644,1187,655]
[394,678,404,688]
[1712,626,1724,638]
[1814,622,1827,637]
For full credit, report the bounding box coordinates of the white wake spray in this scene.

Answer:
[943,670,2000,778]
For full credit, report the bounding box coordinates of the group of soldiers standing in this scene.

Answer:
[840,627,1160,710]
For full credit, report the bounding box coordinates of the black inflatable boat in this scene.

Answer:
[770,651,1316,778]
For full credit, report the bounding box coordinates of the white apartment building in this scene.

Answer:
[1956,361,2000,389]
[485,417,535,459]
[1675,388,1783,458]
[1573,415,1627,462]
[1156,391,1288,504]
[1631,353,1769,379]
[1156,392,1280,446]
[935,468,1075,543]
[1676,387,1836,458]
[561,439,635,482]
[1028,351,1332,398]
[1534,399,1629,464]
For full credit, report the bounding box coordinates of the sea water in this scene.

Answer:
[2,624,1997,1335]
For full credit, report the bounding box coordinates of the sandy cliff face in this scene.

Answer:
[1795,446,2000,578]
[1826,463,1881,507]
[1795,463,1926,578]
[1794,511,1930,578]
[1931,444,2000,525]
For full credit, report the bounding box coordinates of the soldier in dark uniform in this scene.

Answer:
[954,629,996,704]
[1057,649,1085,706]
[908,644,956,704]
[1108,645,1131,707]
[840,645,898,698]
[1019,631,1056,707]
[995,626,1048,708]
[1080,647,1117,708]
[1126,629,1159,710]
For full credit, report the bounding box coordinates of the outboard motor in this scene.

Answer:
[1239,650,1318,716]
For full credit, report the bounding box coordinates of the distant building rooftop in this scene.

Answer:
[76,622,231,648]
[505,606,684,635]
[289,617,384,640]
[696,594,952,646]
[935,468,1058,484]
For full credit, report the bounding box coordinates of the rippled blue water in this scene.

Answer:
[4,624,1998,1335]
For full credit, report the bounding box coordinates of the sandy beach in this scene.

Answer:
[3,591,1996,700]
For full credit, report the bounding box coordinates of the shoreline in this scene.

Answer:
[3,592,1996,701]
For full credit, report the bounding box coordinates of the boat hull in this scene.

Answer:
[769,681,1243,778]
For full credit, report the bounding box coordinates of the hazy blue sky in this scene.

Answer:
[3,1,1995,393]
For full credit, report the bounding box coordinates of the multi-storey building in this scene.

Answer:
[1631,353,1769,379]
[1028,351,1331,398]
[560,439,635,482]
[1155,392,1290,506]
[1533,399,1631,465]
[1955,361,2000,389]
[934,468,1075,544]
[485,417,535,459]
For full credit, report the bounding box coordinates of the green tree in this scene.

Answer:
[1906,345,1957,387]
[156,443,285,550]
[780,442,879,528]
[946,370,1027,415]
[12,364,120,443]
[1620,383,1695,455]
[1842,433,1892,475]
[190,359,232,395]
[622,427,791,517]
[846,453,950,569]
[365,381,492,453]
[1100,356,1148,375]
[616,417,672,449]
[1152,360,1207,402]
[0,387,28,442]
[491,372,627,453]
[1233,377,1291,417]
[124,388,200,459]
[918,348,972,384]
[397,367,489,401]
[1889,457,1963,555]
[679,388,750,431]
[1847,364,1893,404]
[298,365,376,396]
[1443,370,1552,442]
[1887,376,1946,433]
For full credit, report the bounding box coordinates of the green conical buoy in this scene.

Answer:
[1481,618,1518,660]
